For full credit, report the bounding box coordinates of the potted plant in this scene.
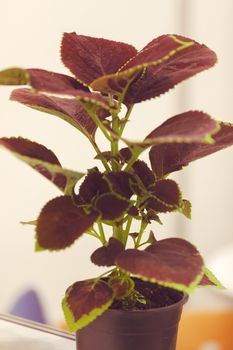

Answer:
[0,32,233,350]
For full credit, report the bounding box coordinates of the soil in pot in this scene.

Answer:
[76,279,188,350]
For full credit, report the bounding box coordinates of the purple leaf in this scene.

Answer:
[132,160,155,188]
[91,237,124,267]
[119,147,133,162]
[128,206,139,217]
[36,196,98,250]
[0,137,84,191]
[116,238,204,292]
[144,111,219,145]
[95,193,131,220]
[123,35,217,103]
[78,171,109,203]
[91,35,216,104]
[61,32,137,85]
[28,68,89,94]
[149,122,233,177]
[104,171,134,198]
[145,179,181,213]
[62,279,113,331]
[10,88,103,137]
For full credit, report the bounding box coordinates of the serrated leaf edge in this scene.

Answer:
[62,292,113,332]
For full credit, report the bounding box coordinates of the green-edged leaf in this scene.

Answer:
[10,88,106,138]
[149,122,233,177]
[91,35,216,104]
[122,35,217,104]
[116,238,204,293]
[145,179,182,213]
[0,67,29,85]
[28,68,89,94]
[74,90,117,114]
[78,171,109,204]
[0,137,84,191]
[95,193,131,220]
[36,196,99,250]
[179,199,192,219]
[0,67,89,94]
[91,237,124,267]
[122,111,219,148]
[62,279,114,331]
[104,171,134,199]
[132,160,155,188]
[61,32,137,85]
[198,267,225,289]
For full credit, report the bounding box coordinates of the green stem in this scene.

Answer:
[119,105,134,135]
[124,150,140,172]
[123,216,133,246]
[112,226,123,242]
[89,138,111,171]
[97,221,107,244]
[93,268,116,286]
[135,220,148,248]
[86,228,103,243]
[89,109,113,142]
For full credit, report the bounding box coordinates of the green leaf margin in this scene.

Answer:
[62,291,113,332]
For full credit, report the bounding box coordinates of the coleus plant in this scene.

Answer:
[1,33,233,332]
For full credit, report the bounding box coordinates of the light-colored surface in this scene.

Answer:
[0,0,232,325]
[0,319,75,350]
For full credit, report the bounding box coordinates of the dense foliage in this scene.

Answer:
[1,33,232,331]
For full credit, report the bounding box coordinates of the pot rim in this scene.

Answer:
[108,292,189,315]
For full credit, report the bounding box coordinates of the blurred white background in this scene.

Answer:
[0,0,233,325]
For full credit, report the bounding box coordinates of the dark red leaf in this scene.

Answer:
[116,238,204,291]
[144,210,162,224]
[119,147,133,162]
[78,171,109,203]
[132,160,155,189]
[28,68,89,94]
[146,179,181,213]
[91,35,216,104]
[0,137,69,190]
[91,237,124,267]
[145,111,219,145]
[122,35,217,103]
[61,32,137,85]
[104,171,134,198]
[95,193,131,220]
[63,279,113,331]
[36,196,98,250]
[0,137,60,164]
[128,206,139,217]
[149,122,233,177]
[10,88,108,137]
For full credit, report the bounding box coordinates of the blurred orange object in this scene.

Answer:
[177,311,233,350]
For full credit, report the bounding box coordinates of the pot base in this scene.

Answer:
[76,284,188,350]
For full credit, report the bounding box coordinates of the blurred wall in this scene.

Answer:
[0,0,232,324]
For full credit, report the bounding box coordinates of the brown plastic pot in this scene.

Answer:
[76,291,188,350]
